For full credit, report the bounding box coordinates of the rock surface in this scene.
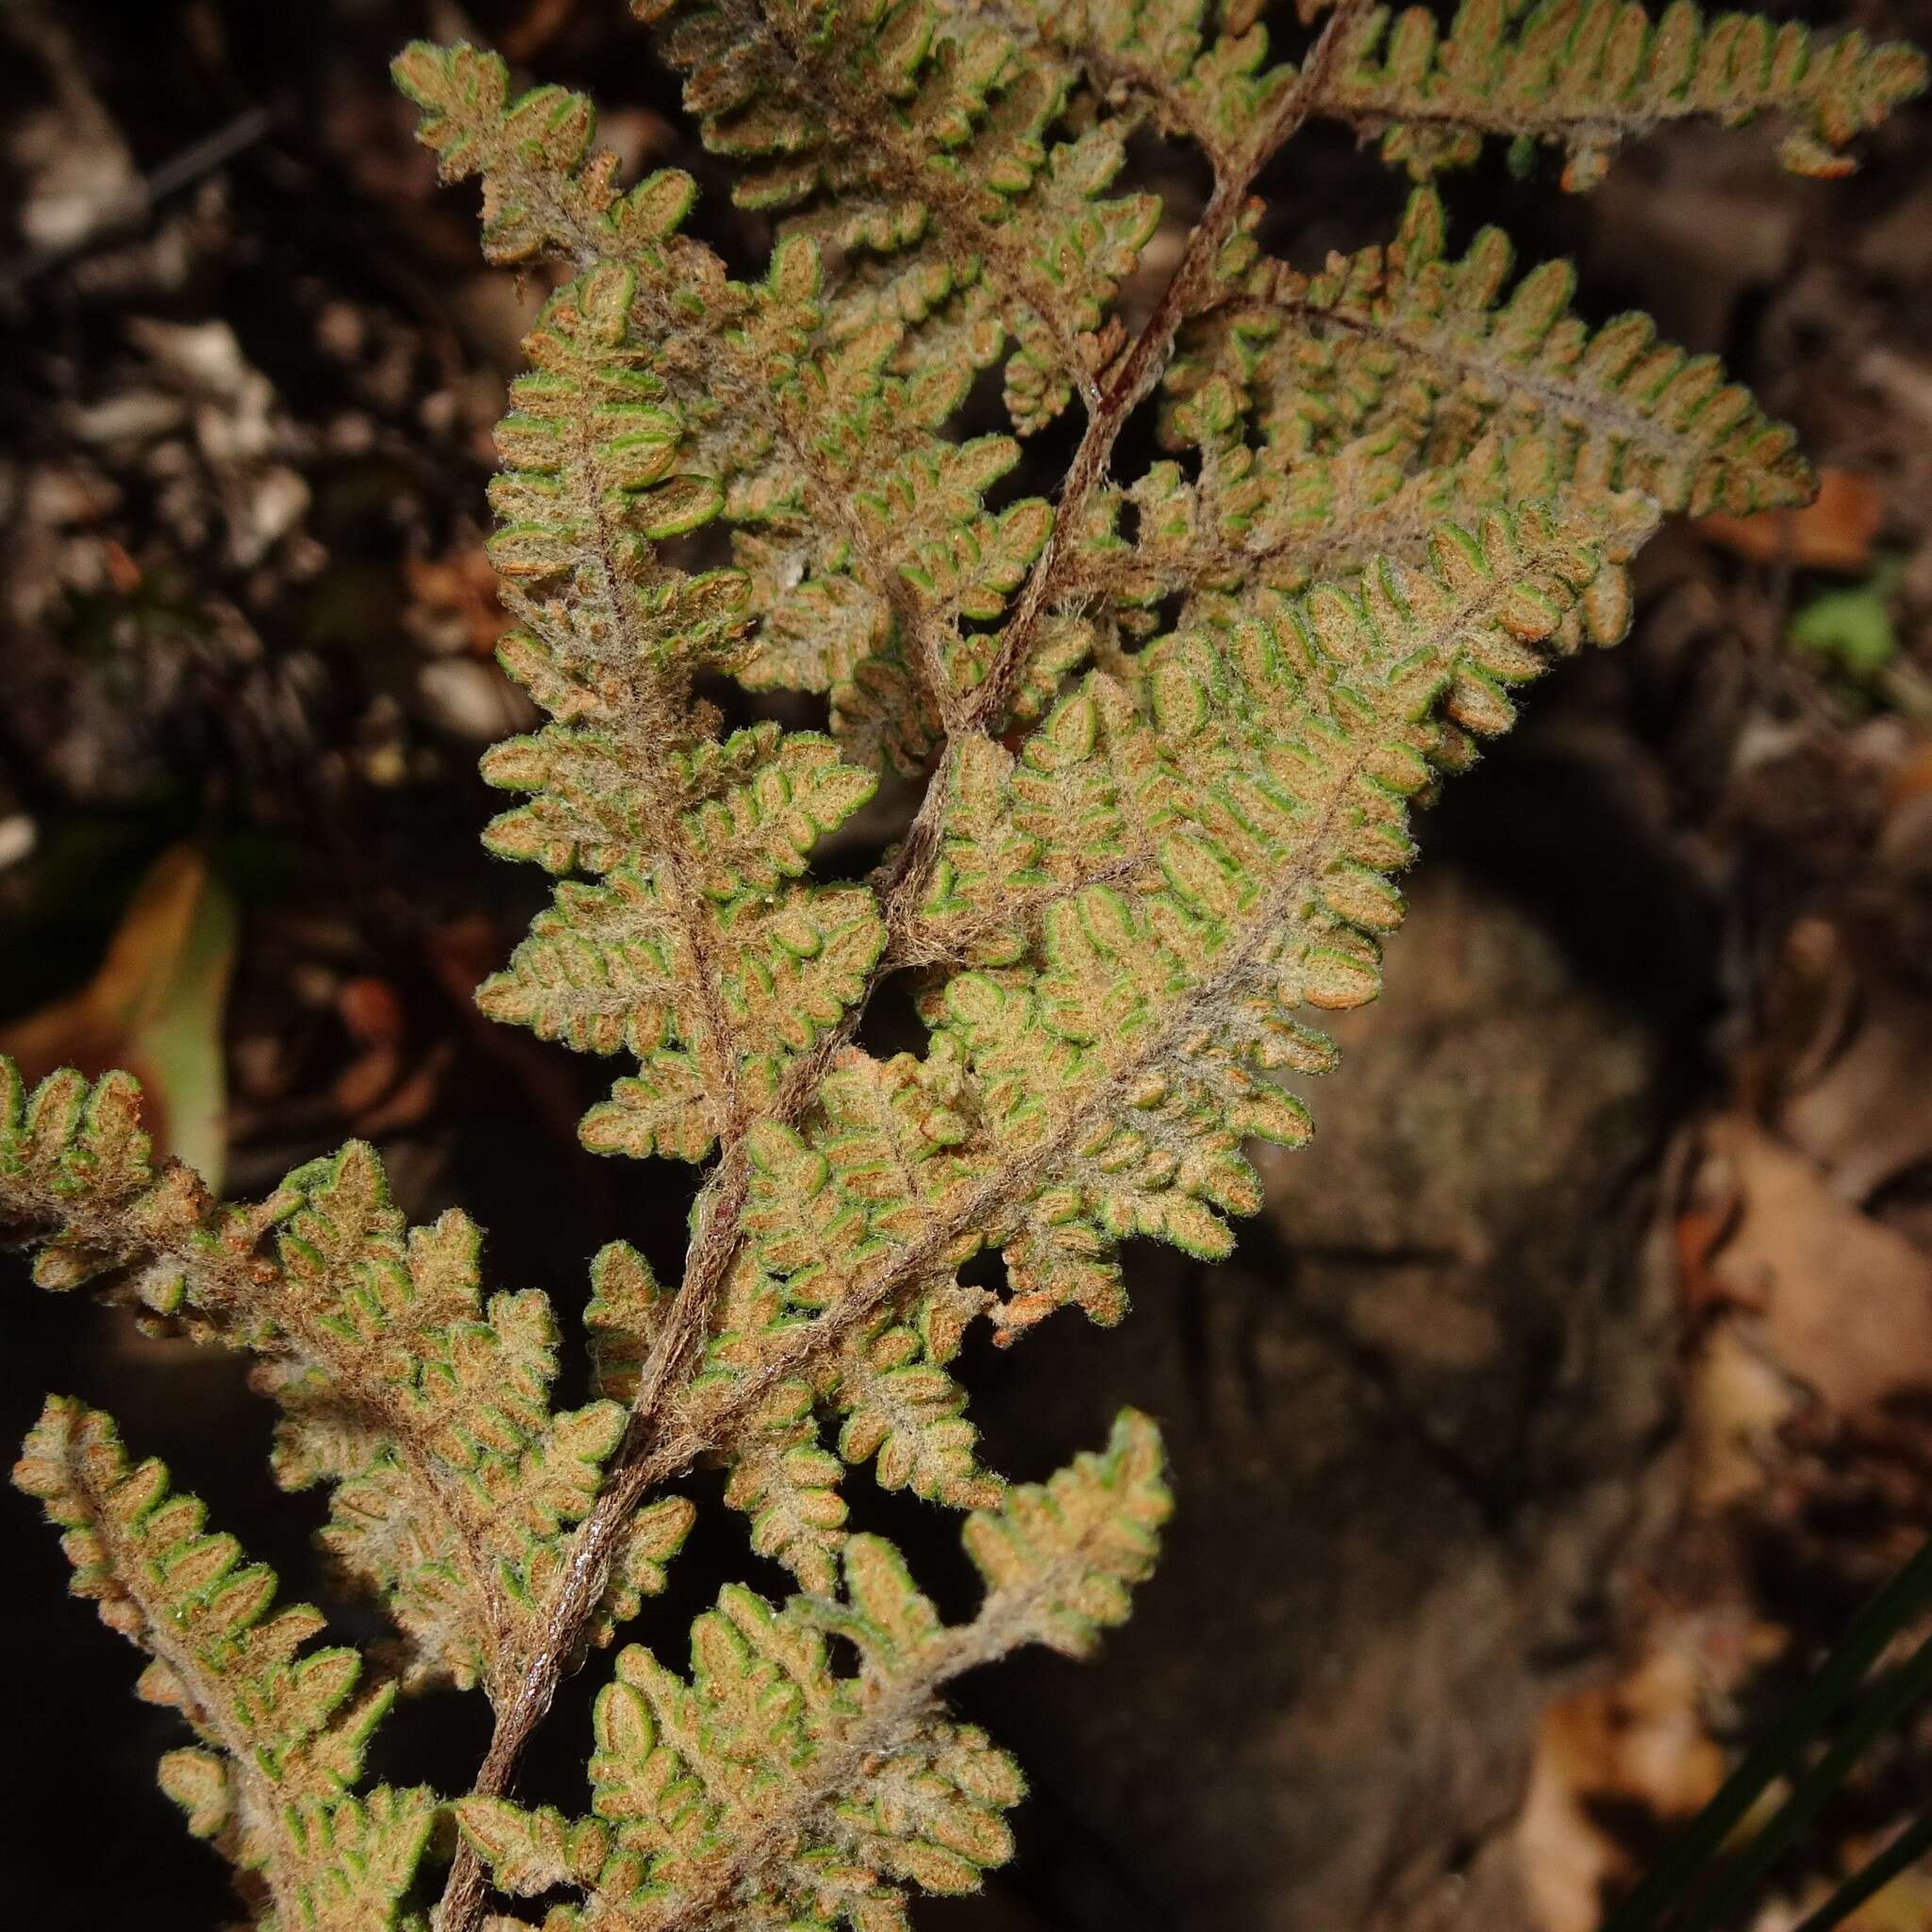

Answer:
[958,869,1682,1931]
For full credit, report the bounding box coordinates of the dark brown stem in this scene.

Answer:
[874,1,1367,953]
[968,0,1369,737]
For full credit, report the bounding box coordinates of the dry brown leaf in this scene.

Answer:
[1776,977,1932,1208]
[1884,741,1932,808]
[1518,1639,1732,1932]
[0,844,236,1185]
[1704,1117,1932,1416]
[1698,469,1885,572]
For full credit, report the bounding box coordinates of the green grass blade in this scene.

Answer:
[1604,1533,1932,1932]
[1791,1809,1932,1932]
[1673,1622,1932,1932]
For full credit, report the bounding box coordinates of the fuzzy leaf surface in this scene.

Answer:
[12,1398,439,1928]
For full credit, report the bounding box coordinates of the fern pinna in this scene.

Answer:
[2,0,1921,1925]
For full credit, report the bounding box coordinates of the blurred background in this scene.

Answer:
[2,0,1931,1925]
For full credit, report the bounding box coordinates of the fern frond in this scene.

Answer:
[1219,425,1639,596]
[1316,0,1926,189]
[0,1066,693,1696]
[8,2,1908,1922]
[920,495,1652,1297]
[399,47,1071,776]
[567,1036,994,1585]
[964,0,1297,149]
[0,1059,177,1290]
[1177,186,1813,511]
[1039,183,1807,651]
[1072,424,1612,653]
[1061,425,1464,645]
[453,257,889,1156]
[617,496,1651,1591]
[260,1144,694,1694]
[12,1397,439,1927]
[718,1367,856,1592]
[456,1411,1168,1929]
[628,0,1162,434]
[392,41,707,268]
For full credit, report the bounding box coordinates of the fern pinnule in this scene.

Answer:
[14,1396,439,1928]
[1323,0,1927,188]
